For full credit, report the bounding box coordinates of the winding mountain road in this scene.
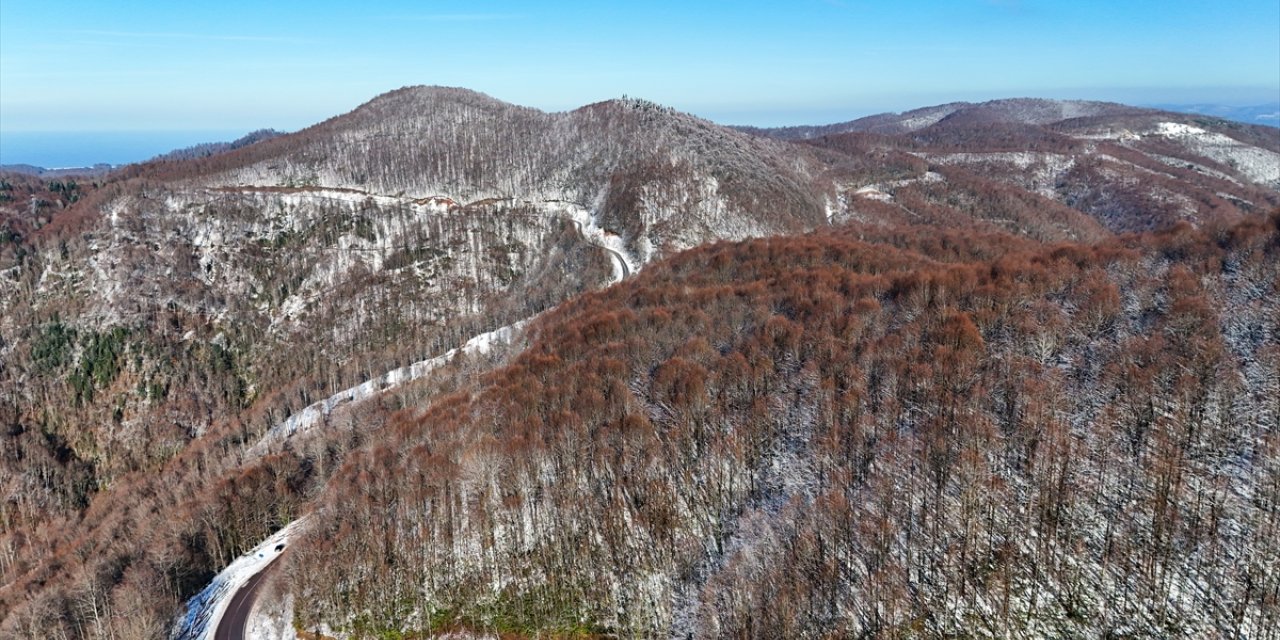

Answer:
[174,192,639,640]
[606,246,631,278]
[559,216,631,280]
[214,554,281,640]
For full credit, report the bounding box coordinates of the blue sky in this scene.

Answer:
[1,0,1278,135]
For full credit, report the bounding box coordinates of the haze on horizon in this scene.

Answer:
[1,0,1277,137]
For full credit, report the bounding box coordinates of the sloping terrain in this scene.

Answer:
[1,90,1279,639]
[134,86,832,258]
[747,99,1280,238]
[735,98,1146,139]
[273,214,1280,638]
[0,87,836,638]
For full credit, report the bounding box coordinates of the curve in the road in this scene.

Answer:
[215,554,281,640]
[605,246,631,278]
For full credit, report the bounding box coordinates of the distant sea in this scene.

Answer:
[0,130,248,169]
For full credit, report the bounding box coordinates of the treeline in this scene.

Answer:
[282,213,1280,638]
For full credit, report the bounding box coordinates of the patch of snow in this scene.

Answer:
[1154,122,1280,186]
[246,592,296,640]
[1156,122,1209,137]
[1143,153,1244,184]
[895,107,956,132]
[1073,128,1142,142]
[851,170,946,204]
[928,152,1077,198]
[853,186,893,202]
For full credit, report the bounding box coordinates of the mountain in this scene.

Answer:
[735,98,1147,139]
[0,86,839,638]
[1,89,1278,639]
[130,86,832,258]
[0,163,115,178]
[742,98,1280,236]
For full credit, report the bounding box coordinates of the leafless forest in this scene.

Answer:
[2,88,1278,638]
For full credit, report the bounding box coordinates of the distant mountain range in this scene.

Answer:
[2,88,1278,640]
[1148,102,1280,127]
[0,162,116,178]
[5,99,1273,177]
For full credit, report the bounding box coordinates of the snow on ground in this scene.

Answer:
[545,200,638,282]
[171,518,308,640]
[1073,128,1143,141]
[850,170,946,204]
[1156,122,1212,137]
[1154,122,1280,186]
[246,592,297,640]
[853,186,893,202]
[248,319,530,457]
[1143,152,1244,184]
[171,189,644,640]
[927,152,1076,198]
[897,108,955,132]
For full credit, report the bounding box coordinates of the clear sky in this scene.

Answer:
[2,0,1278,135]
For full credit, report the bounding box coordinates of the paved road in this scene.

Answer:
[558,216,630,279]
[605,246,631,278]
[215,556,280,640]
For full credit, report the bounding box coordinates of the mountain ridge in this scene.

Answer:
[733,97,1280,143]
[2,86,1278,639]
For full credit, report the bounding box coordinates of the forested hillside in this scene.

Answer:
[281,214,1280,638]
[787,99,1280,238]
[1,88,1278,639]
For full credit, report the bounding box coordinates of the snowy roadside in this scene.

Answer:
[174,318,534,640]
[171,518,308,640]
[172,201,644,640]
[545,200,639,282]
[247,320,529,457]
[246,591,297,640]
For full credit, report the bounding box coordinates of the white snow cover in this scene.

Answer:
[171,518,308,640]
[1156,122,1211,137]
[245,592,296,640]
[927,152,1077,198]
[1154,122,1280,186]
[1072,128,1142,141]
[853,186,893,202]
[248,319,530,457]
[896,108,954,132]
[849,170,946,204]
[546,200,638,280]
